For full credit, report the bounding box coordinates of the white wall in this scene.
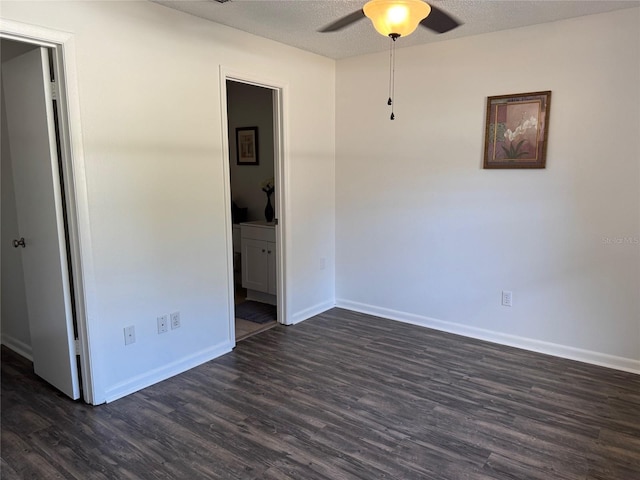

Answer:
[1,1,336,402]
[336,8,640,371]
[227,81,275,222]
[1,66,32,357]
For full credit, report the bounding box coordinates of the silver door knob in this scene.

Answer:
[13,237,25,248]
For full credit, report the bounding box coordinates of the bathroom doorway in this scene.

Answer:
[223,77,285,341]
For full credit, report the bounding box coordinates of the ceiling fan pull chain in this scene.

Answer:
[389,34,397,120]
[388,35,393,106]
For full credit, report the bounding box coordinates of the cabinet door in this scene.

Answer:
[266,241,277,295]
[242,239,269,292]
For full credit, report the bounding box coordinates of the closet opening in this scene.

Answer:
[1,34,92,402]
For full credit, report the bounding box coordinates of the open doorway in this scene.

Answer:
[226,80,279,341]
[0,33,92,403]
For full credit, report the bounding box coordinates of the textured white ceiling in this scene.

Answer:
[153,0,639,59]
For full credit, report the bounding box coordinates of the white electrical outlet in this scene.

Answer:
[157,315,169,334]
[170,311,181,330]
[502,290,513,307]
[124,325,135,345]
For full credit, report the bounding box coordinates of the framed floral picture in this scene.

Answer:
[483,91,551,169]
[236,126,259,165]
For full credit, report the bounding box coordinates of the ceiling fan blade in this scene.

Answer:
[420,5,461,34]
[319,9,366,32]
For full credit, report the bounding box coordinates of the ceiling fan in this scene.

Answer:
[319,0,461,37]
[320,0,462,120]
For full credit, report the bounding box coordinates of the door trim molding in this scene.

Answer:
[219,67,291,344]
[1,20,98,404]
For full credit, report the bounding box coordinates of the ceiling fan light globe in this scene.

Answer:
[363,0,431,37]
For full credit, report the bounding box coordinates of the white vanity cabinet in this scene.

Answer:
[240,222,276,303]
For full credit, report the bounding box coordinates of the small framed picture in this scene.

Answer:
[236,126,259,166]
[483,91,551,169]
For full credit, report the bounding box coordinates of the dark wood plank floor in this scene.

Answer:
[2,308,639,479]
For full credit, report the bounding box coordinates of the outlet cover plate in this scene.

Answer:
[124,325,136,345]
[170,311,181,329]
[157,315,169,334]
[502,290,513,307]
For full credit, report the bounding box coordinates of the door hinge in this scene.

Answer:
[50,81,58,100]
[74,338,81,356]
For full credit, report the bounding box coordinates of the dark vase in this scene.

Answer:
[264,194,274,222]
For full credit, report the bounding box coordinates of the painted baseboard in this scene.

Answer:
[288,299,336,325]
[104,297,336,403]
[104,340,233,403]
[336,299,640,375]
[1,334,33,361]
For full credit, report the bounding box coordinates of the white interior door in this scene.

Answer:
[2,47,80,399]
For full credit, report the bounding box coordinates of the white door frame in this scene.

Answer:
[219,67,291,342]
[1,20,97,404]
